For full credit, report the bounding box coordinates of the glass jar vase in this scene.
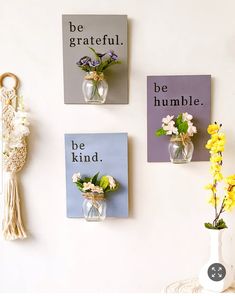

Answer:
[82,71,108,104]
[168,135,194,164]
[82,192,106,221]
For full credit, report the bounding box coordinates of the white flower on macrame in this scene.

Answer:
[163,120,178,135]
[187,121,197,136]
[72,172,81,183]
[2,109,30,152]
[6,124,30,150]
[162,115,174,125]
[182,112,193,122]
[12,124,30,138]
[14,111,30,127]
[7,135,24,149]
[106,175,116,189]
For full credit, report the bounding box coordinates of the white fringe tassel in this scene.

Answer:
[2,172,27,240]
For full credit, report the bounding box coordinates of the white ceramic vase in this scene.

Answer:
[199,229,233,292]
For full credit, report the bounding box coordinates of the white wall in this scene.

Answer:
[0,0,235,293]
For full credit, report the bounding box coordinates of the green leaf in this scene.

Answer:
[78,65,90,72]
[91,172,99,185]
[204,219,228,230]
[99,59,121,72]
[76,182,84,191]
[155,127,167,137]
[84,177,90,183]
[100,176,109,191]
[178,121,188,134]
[89,47,100,60]
[216,219,228,229]
[98,60,109,72]
[204,222,215,229]
[175,114,183,128]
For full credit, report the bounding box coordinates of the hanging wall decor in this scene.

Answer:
[0,72,30,240]
[64,133,128,218]
[77,47,121,104]
[62,14,128,104]
[72,172,119,221]
[155,113,197,164]
[147,75,211,162]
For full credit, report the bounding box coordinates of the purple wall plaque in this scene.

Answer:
[147,75,211,162]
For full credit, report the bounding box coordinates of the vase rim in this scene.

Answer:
[87,70,104,74]
[170,134,192,143]
[170,134,190,138]
[206,228,226,232]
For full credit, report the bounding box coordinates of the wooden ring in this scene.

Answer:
[0,72,20,89]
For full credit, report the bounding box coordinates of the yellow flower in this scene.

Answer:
[207,195,219,206]
[211,133,225,142]
[214,172,223,181]
[206,133,225,153]
[217,140,225,147]
[205,139,214,149]
[224,200,235,211]
[218,133,225,141]
[210,154,223,163]
[205,183,216,193]
[204,123,235,214]
[225,175,235,186]
[224,193,235,211]
[210,163,221,173]
[227,191,235,199]
[205,184,213,190]
[211,143,225,153]
[207,124,220,135]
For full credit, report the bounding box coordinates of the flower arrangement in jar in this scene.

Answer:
[76,47,121,104]
[155,112,197,163]
[72,172,119,221]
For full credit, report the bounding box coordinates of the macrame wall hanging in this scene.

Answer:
[0,72,30,240]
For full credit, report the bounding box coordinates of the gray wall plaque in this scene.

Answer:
[62,14,128,104]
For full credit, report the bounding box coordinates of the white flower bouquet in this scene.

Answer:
[155,112,197,137]
[72,172,119,221]
[72,172,119,196]
[3,108,30,156]
[155,112,197,164]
